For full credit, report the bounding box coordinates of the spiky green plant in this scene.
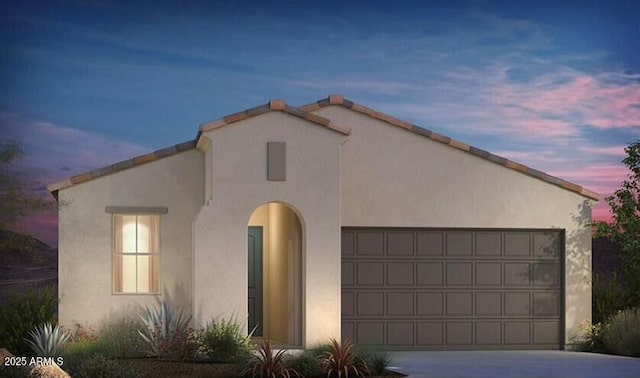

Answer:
[138,299,193,360]
[24,322,70,357]
[318,339,369,378]
[363,351,391,375]
[242,340,299,378]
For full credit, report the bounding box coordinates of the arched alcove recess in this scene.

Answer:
[248,202,303,346]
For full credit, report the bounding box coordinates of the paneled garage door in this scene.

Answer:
[341,228,563,350]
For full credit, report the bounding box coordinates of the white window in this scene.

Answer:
[113,214,160,293]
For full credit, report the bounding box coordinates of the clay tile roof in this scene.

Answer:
[48,96,600,202]
[47,140,197,194]
[199,99,351,136]
[299,95,601,201]
[48,99,351,196]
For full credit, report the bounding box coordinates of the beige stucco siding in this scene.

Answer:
[194,111,346,346]
[57,150,203,329]
[314,105,593,344]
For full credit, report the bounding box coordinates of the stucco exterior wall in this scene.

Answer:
[57,150,203,329]
[194,111,346,347]
[314,105,594,344]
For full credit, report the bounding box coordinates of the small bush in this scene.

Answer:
[242,340,299,378]
[288,351,322,378]
[193,316,253,363]
[138,299,194,360]
[24,322,70,357]
[66,353,140,378]
[318,339,369,378]
[97,316,146,359]
[60,340,107,371]
[0,284,57,355]
[569,322,606,353]
[601,308,640,357]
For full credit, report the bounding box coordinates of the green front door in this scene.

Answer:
[248,226,263,336]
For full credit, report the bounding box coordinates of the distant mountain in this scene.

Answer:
[0,229,57,304]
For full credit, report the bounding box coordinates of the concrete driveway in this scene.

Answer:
[387,351,640,378]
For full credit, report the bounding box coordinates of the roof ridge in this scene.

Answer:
[199,99,350,135]
[299,95,600,201]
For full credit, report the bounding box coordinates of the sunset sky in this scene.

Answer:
[1,0,639,246]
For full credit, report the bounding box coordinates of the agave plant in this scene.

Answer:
[242,340,299,378]
[318,338,369,378]
[24,322,70,357]
[138,299,193,359]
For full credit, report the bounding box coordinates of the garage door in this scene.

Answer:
[341,228,563,350]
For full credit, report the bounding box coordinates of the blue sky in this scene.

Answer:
[1,0,639,244]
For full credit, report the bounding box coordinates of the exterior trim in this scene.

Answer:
[105,206,169,214]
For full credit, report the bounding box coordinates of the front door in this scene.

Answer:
[248,226,263,336]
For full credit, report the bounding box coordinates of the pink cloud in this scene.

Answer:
[490,72,640,133]
[578,145,628,157]
[592,201,613,223]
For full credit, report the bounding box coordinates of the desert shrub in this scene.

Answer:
[193,316,253,363]
[97,316,146,359]
[593,272,629,324]
[287,351,322,378]
[24,322,70,357]
[242,340,299,378]
[306,342,333,358]
[138,299,194,360]
[362,351,391,376]
[64,323,99,343]
[0,365,30,378]
[601,308,640,357]
[569,322,606,353]
[318,339,369,378]
[66,353,140,378]
[0,284,57,355]
[60,339,107,370]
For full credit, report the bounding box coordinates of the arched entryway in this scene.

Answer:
[248,202,303,346]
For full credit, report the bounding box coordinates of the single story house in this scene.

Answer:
[48,95,599,350]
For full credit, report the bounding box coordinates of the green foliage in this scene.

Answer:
[24,322,70,357]
[287,351,323,378]
[242,340,299,378]
[0,365,30,378]
[65,353,141,378]
[569,322,606,353]
[0,284,57,355]
[60,339,107,370]
[362,351,391,376]
[318,339,369,378]
[193,315,253,363]
[138,299,193,360]
[601,308,640,357]
[593,272,629,324]
[97,316,147,359]
[594,140,640,310]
